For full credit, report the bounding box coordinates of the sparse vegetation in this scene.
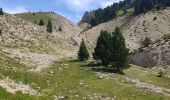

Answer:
[0,0,170,99]
[16,12,53,26]
[0,55,169,99]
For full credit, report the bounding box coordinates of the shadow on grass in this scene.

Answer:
[80,63,125,75]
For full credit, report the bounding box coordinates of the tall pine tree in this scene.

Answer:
[78,39,89,61]
[47,20,53,33]
[111,27,129,72]
[134,0,141,15]
[93,30,112,65]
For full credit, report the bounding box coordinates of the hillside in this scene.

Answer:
[16,12,82,45]
[0,1,170,99]
[15,12,53,26]
[130,36,170,67]
[0,13,82,72]
[80,8,170,52]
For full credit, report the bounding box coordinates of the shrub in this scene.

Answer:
[153,17,157,21]
[164,34,170,40]
[157,68,166,77]
[59,26,62,31]
[143,37,152,47]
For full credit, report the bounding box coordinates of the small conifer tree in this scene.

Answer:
[39,19,44,26]
[0,8,4,15]
[78,39,89,61]
[46,20,53,33]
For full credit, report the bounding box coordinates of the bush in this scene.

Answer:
[143,37,152,47]
[157,68,166,77]
[164,34,170,40]
[59,26,62,31]
[32,13,35,15]
[153,17,157,21]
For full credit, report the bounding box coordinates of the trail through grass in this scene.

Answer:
[0,51,170,100]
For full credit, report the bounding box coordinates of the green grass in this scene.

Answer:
[1,39,52,54]
[15,12,53,26]
[0,87,48,100]
[124,65,170,89]
[0,49,169,100]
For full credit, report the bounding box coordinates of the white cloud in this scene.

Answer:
[0,1,28,14]
[62,0,120,12]
[4,6,28,14]
[100,0,115,8]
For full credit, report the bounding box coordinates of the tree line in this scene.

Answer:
[78,27,129,72]
[88,0,170,27]
[134,0,170,15]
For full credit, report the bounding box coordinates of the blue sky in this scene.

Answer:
[0,0,121,23]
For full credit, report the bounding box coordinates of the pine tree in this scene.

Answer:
[111,27,129,72]
[78,39,89,61]
[39,19,44,26]
[93,30,112,65]
[0,8,3,15]
[135,0,141,15]
[46,20,53,33]
[167,0,170,6]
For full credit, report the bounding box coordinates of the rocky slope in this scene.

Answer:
[16,12,82,46]
[80,8,170,52]
[0,13,82,71]
[130,38,170,67]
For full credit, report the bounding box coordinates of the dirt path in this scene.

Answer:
[0,78,38,95]
[125,77,170,96]
[96,72,170,96]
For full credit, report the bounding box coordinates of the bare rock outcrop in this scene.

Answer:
[130,39,170,67]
